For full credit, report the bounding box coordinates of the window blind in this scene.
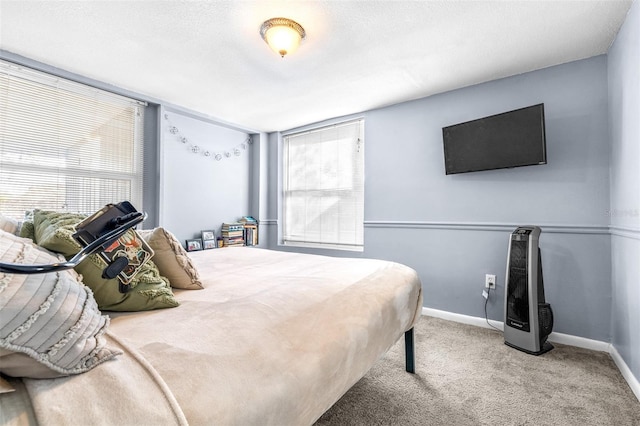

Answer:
[0,60,145,220]
[283,119,364,251]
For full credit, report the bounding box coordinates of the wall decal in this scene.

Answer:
[164,114,252,161]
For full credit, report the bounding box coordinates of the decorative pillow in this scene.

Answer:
[18,221,34,241]
[32,210,179,312]
[33,209,87,254]
[0,229,121,378]
[138,227,203,290]
[74,255,179,312]
[0,213,19,236]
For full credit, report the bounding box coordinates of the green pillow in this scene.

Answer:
[33,209,86,254]
[75,253,179,312]
[19,210,35,241]
[33,209,179,312]
[18,220,35,241]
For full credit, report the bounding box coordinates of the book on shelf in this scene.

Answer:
[221,222,245,246]
[244,226,258,246]
[239,216,257,224]
[221,218,259,247]
[222,223,244,232]
[239,216,259,246]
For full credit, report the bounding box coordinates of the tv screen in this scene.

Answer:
[442,104,546,175]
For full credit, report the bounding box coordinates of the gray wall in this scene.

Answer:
[364,56,612,343]
[248,132,270,248]
[142,104,161,228]
[4,18,635,381]
[608,0,640,386]
[267,56,613,342]
[158,107,253,244]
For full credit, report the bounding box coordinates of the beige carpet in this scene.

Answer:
[315,316,640,426]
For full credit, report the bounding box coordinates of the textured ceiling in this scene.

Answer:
[0,0,633,133]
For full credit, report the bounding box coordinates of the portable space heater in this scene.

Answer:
[504,226,554,355]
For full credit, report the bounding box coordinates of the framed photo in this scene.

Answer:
[185,239,202,252]
[203,239,217,250]
[201,230,215,242]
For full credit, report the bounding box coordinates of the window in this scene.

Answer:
[283,119,364,251]
[0,60,145,220]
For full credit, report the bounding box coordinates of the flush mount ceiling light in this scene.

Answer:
[260,17,306,58]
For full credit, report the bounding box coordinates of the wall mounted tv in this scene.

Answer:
[442,103,546,175]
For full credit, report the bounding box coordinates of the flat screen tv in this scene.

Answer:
[442,103,546,175]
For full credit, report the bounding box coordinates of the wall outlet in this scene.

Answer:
[485,274,496,289]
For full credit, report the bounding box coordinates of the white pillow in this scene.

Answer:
[0,229,121,378]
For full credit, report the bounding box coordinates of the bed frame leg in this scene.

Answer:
[404,328,415,374]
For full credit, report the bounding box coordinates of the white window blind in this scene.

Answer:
[0,60,145,220]
[283,119,364,251]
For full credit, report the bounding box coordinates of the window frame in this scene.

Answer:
[0,59,147,220]
[281,118,365,252]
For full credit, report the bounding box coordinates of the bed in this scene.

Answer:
[0,227,422,425]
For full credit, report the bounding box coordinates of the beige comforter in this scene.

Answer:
[6,248,423,425]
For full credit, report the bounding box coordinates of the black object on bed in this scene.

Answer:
[0,201,146,287]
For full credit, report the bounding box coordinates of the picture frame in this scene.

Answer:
[201,230,215,242]
[185,239,202,252]
[201,230,216,250]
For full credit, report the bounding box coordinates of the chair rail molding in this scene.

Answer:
[364,220,610,235]
[609,225,640,240]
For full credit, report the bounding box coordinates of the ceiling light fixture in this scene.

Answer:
[260,17,306,58]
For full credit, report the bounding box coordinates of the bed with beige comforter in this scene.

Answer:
[1,247,422,425]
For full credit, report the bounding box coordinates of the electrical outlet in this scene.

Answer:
[485,274,496,289]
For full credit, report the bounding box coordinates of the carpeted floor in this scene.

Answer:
[315,316,640,426]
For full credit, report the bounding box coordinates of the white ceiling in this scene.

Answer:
[0,1,633,133]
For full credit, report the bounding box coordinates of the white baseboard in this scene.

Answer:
[422,307,609,351]
[421,307,639,402]
[610,344,640,402]
[422,307,505,331]
[547,331,610,352]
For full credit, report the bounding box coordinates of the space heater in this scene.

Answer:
[503,226,554,355]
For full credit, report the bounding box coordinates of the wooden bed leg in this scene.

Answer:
[404,328,415,374]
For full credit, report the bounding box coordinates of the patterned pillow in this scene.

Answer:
[0,229,121,378]
[18,210,35,241]
[32,210,179,312]
[138,227,204,290]
[33,209,86,253]
[18,220,35,241]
